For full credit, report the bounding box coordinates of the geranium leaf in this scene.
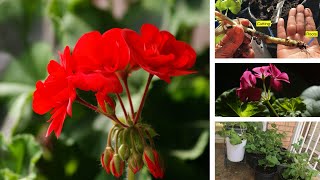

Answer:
[300,86,320,117]
[0,134,42,179]
[215,88,270,117]
[272,97,306,117]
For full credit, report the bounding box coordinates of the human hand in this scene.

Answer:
[215,19,255,58]
[277,5,320,58]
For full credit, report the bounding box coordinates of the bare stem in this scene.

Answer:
[116,93,128,120]
[76,96,128,128]
[123,77,135,119]
[133,74,153,124]
[75,96,98,111]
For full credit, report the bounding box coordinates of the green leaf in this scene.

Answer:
[1,92,32,139]
[215,0,227,11]
[272,97,306,117]
[171,130,209,160]
[215,88,270,117]
[229,132,242,145]
[266,155,279,166]
[229,0,242,14]
[215,0,242,14]
[0,83,34,97]
[301,86,320,116]
[0,134,42,179]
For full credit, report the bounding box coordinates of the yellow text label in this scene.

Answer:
[256,20,272,27]
[305,31,318,37]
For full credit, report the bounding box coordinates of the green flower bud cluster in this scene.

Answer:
[100,123,164,178]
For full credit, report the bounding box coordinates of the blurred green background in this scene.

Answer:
[0,0,209,179]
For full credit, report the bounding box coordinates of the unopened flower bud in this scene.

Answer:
[128,152,143,174]
[118,144,130,160]
[101,147,114,173]
[110,154,124,178]
[143,147,164,179]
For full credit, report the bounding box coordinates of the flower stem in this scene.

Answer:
[266,100,279,117]
[76,96,128,128]
[109,115,129,128]
[127,167,135,180]
[123,77,135,119]
[133,74,154,124]
[75,96,98,111]
[116,93,128,120]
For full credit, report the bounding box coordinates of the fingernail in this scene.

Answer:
[306,8,311,14]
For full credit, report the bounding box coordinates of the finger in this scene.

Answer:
[304,8,319,46]
[277,18,287,51]
[240,19,250,27]
[243,34,251,44]
[241,44,255,58]
[287,8,297,37]
[219,25,244,47]
[277,18,287,38]
[216,26,244,57]
[296,5,305,35]
[305,8,316,30]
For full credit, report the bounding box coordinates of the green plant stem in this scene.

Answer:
[127,167,135,180]
[134,74,154,124]
[266,100,279,117]
[123,77,135,119]
[76,96,128,128]
[116,93,128,121]
[75,96,98,111]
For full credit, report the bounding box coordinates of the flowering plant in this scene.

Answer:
[216,64,306,117]
[32,24,196,179]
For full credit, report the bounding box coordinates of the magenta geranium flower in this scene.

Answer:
[269,64,290,91]
[252,66,270,79]
[236,70,262,102]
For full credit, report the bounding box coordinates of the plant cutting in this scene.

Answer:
[279,143,320,180]
[217,122,248,162]
[216,64,307,117]
[32,24,196,179]
[215,11,308,49]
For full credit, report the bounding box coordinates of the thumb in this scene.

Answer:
[216,25,245,58]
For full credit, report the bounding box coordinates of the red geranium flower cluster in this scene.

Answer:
[236,64,290,102]
[32,23,196,179]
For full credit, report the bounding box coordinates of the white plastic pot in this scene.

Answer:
[225,137,247,162]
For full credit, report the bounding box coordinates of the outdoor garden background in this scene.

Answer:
[0,0,209,179]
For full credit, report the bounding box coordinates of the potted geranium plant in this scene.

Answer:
[279,143,320,180]
[244,123,285,179]
[217,122,248,162]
